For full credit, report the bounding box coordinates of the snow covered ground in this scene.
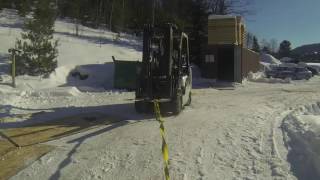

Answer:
[2,9,320,180]
[4,77,320,180]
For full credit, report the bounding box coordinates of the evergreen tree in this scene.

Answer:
[252,36,260,53]
[262,46,271,54]
[278,40,292,58]
[0,0,11,10]
[16,0,33,16]
[14,0,58,76]
[189,0,209,65]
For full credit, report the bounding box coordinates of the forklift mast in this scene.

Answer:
[137,23,189,101]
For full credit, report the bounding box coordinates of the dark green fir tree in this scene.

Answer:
[15,0,58,76]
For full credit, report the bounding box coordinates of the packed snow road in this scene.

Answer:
[4,77,320,180]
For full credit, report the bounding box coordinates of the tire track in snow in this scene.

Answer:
[234,116,263,180]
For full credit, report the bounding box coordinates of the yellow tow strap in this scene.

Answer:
[153,100,170,180]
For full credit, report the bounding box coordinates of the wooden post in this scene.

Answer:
[109,0,114,31]
[12,52,16,88]
[8,48,19,88]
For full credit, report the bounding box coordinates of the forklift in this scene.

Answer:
[135,24,192,114]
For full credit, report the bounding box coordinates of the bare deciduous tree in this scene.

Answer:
[246,32,254,49]
[270,38,279,53]
[207,0,253,15]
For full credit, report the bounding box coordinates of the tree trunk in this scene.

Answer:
[152,0,155,26]
[75,19,79,36]
[121,0,125,30]
[109,0,114,31]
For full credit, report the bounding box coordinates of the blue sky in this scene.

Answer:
[245,0,320,48]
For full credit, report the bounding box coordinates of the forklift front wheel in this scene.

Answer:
[186,92,191,106]
[135,100,146,113]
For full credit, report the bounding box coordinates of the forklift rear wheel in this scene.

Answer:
[172,96,182,115]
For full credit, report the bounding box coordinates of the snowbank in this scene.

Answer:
[67,63,115,91]
[282,103,320,179]
[246,71,291,84]
[307,63,320,72]
[259,54,281,75]
[191,64,233,89]
[260,62,271,71]
[260,54,281,65]
[307,63,320,67]
[280,57,294,63]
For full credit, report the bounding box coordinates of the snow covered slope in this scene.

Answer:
[0,9,141,90]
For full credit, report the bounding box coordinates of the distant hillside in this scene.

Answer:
[292,43,320,62]
[293,43,320,54]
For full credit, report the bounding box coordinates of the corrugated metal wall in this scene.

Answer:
[234,46,242,83]
[241,48,260,78]
[202,45,260,82]
[208,18,237,45]
[208,16,245,46]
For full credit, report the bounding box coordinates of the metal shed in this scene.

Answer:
[203,15,259,83]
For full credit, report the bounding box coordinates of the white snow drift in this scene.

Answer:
[282,103,320,180]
